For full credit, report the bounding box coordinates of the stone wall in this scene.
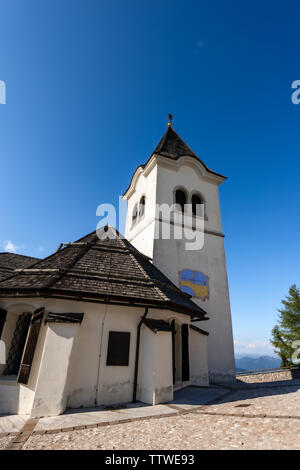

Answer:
[237,369,300,384]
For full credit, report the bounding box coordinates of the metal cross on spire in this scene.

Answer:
[168,114,173,127]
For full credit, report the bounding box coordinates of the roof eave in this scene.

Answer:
[123,152,226,198]
[0,287,207,318]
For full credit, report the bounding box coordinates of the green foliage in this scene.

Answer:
[270,284,300,367]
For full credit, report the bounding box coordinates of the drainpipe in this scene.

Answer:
[133,306,149,403]
[95,303,109,406]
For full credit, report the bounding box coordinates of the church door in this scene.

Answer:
[181,324,190,382]
[171,320,176,384]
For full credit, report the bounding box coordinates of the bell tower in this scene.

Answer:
[123,121,235,383]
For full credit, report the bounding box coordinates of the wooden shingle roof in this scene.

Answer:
[0,253,40,281]
[0,227,207,319]
[153,126,199,160]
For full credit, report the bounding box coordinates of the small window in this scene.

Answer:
[132,203,138,226]
[106,331,130,366]
[139,196,146,218]
[192,194,204,217]
[175,190,186,212]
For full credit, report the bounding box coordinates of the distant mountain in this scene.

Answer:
[235,355,281,372]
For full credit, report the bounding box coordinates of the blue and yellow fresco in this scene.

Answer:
[179,270,209,300]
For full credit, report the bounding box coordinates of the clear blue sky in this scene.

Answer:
[0,0,299,357]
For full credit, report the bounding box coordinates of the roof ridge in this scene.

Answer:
[114,234,171,303]
[0,252,39,259]
[123,243,183,303]
[152,126,170,154]
[44,234,99,290]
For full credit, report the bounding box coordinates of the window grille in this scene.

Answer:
[4,313,31,376]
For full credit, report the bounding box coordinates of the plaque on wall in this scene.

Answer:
[179,269,209,301]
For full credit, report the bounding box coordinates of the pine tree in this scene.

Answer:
[270,284,300,367]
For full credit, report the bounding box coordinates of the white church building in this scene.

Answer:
[0,122,235,418]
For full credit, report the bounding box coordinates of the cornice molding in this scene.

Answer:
[123,154,226,200]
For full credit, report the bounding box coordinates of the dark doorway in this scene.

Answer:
[181,324,190,381]
[171,320,176,384]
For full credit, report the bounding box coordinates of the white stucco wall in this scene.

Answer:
[155,160,223,233]
[137,326,173,405]
[153,330,173,403]
[153,233,235,383]
[125,163,157,258]
[124,155,235,383]
[137,325,156,404]
[0,297,189,416]
[67,305,187,409]
[0,381,35,416]
[31,323,78,417]
[66,302,141,409]
[189,329,209,386]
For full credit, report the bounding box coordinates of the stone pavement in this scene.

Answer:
[200,383,300,418]
[1,379,300,449]
[0,414,28,434]
[0,385,227,436]
[23,411,300,450]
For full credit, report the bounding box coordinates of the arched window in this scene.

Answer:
[175,189,186,212]
[192,194,204,217]
[139,196,146,218]
[132,203,138,226]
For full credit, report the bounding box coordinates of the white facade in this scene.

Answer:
[124,148,235,383]
[0,298,208,417]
